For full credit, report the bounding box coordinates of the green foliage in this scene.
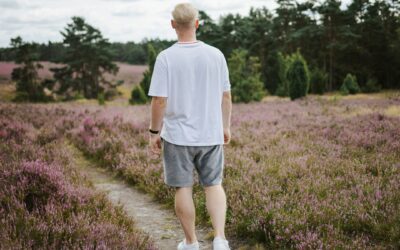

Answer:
[286,51,310,100]
[362,77,381,93]
[228,49,266,103]
[97,92,105,105]
[131,44,159,104]
[51,16,119,99]
[10,36,51,102]
[129,85,147,105]
[109,41,147,64]
[340,83,349,95]
[310,68,328,95]
[1,0,400,90]
[340,73,360,95]
[274,52,290,97]
[139,44,158,95]
[104,88,120,100]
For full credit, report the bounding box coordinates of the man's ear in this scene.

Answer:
[171,19,176,29]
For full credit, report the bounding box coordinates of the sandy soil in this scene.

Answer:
[68,142,215,250]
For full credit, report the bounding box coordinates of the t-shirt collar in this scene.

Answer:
[174,40,203,47]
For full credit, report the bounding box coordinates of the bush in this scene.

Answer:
[134,44,158,104]
[363,77,381,93]
[228,49,266,103]
[104,88,120,100]
[340,73,360,95]
[340,83,350,95]
[274,52,290,97]
[129,85,147,105]
[287,51,310,100]
[97,92,105,105]
[310,68,327,95]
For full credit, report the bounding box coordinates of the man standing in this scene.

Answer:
[148,3,232,250]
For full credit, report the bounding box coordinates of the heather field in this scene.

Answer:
[0,61,147,84]
[1,92,399,249]
[0,61,147,101]
[0,103,155,249]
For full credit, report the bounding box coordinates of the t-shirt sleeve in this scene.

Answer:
[221,54,231,92]
[148,53,168,97]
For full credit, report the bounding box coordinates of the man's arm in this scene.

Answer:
[150,96,167,131]
[149,96,167,155]
[222,91,232,144]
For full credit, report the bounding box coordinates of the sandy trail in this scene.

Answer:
[68,143,214,250]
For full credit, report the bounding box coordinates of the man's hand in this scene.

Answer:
[149,133,162,157]
[222,91,232,145]
[223,127,231,144]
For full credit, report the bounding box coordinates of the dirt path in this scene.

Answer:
[68,143,214,250]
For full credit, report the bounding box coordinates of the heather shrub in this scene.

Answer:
[67,98,400,249]
[286,51,310,100]
[340,73,360,95]
[309,68,327,95]
[0,106,156,250]
[130,85,148,105]
[1,160,154,249]
[2,96,400,249]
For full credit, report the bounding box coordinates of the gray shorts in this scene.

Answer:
[161,138,224,187]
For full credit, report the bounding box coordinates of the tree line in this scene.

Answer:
[196,0,400,95]
[0,38,172,65]
[3,0,399,103]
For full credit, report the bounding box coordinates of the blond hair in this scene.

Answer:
[172,3,198,29]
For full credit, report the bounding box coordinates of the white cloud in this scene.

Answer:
[0,0,350,47]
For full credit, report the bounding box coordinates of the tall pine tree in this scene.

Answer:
[51,17,118,99]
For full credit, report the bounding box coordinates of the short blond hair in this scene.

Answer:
[172,3,198,29]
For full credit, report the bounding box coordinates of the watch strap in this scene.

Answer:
[149,128,159,134]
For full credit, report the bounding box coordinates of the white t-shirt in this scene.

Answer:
[148,40,231,146]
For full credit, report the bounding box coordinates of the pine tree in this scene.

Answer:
[228,49,266,103]
[340,73,360,95]
[10,36,49,102]
[275,52,290,97]
[139,44,158,96]
[51,17,118,99]
[287,50,310,100]
[129,85,147,104]
[310,68,328,95]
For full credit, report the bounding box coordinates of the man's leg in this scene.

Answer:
[205,184,227,239]
[175,186,198,244]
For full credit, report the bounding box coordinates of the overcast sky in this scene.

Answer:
[0,0,352,47]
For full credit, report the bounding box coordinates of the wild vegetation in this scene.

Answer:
[0,104,156,249]
[1,0,399,248]
[2,92,398,249]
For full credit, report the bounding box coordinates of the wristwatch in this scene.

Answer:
[149,128,159,134]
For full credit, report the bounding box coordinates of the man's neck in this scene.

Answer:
[177,33,197,43]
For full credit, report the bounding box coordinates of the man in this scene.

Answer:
[147,3,232,250]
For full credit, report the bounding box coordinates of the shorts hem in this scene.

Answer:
[165,181,194,188]
[200,180,223,187]
[161,136,224,147]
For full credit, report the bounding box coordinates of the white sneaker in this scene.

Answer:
[177,239,200,250]
[213,236,230,250]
